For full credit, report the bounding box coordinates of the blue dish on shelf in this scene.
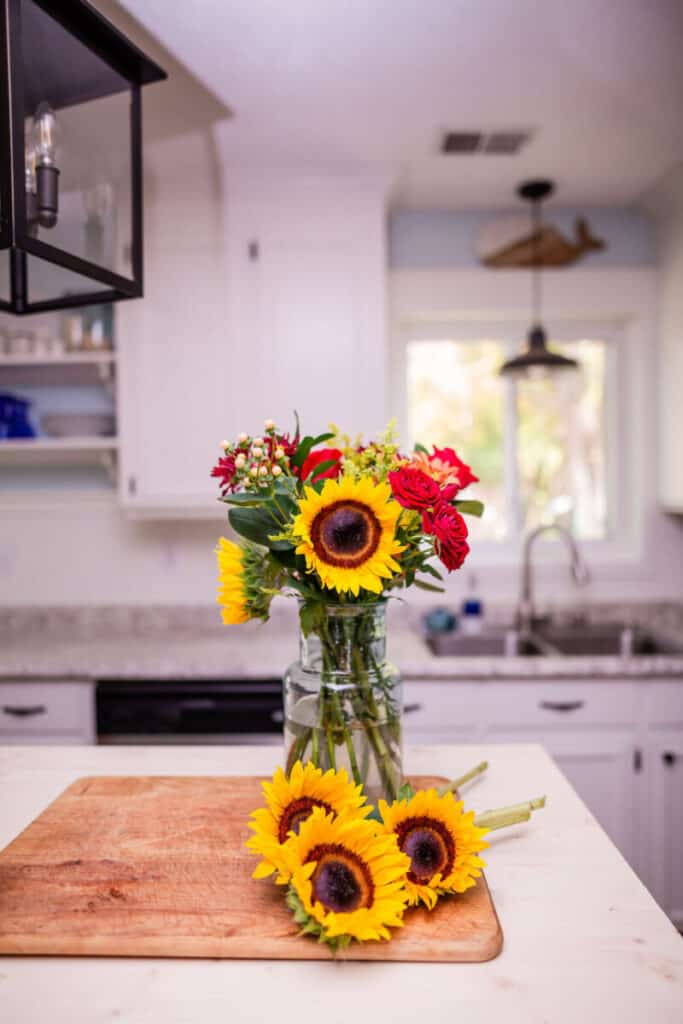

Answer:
[0,393,36,439]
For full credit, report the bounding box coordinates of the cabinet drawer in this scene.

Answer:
[644,681,683,727]
[402,681,479,732]
[0,681,95,739]
[481,681,637,729]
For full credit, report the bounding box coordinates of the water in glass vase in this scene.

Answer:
[283,603,403,803]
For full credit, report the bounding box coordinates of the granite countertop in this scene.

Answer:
[1,743,682,1022]
[1,603,683,681]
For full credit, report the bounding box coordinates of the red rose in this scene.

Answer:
[388,466,442,511]
[211,454,236,494]
[298,447,343,484]
[423,504,470,572]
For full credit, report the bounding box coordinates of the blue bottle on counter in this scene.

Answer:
[461,574,484,635]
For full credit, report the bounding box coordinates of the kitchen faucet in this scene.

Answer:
[517,523,590,636]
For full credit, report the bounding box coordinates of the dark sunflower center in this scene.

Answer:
[277,797,333,843]
[395,816,455,883]
[306,843,374,913]
[310,501,381,568]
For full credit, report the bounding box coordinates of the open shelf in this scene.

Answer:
[0,436,119,483]
[0,437,118,452]
[0,351,116,367]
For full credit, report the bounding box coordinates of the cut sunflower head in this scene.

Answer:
[246,761,370,883]
[378,789,489,910]
[215,538,273,624]
[285,806,410,949]
[291,475,404,596]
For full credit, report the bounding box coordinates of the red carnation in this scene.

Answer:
[211,454,236,494]
[388,466,442,511]
[431,446,479,494]
[423,504,470,572]
[298,447,343,484]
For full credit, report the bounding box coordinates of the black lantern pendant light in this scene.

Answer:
[500,180,579,377]
[1,0,166,314]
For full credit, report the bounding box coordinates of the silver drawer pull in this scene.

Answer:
[270,709,284,724]
[2,704,47,717]
[539,700,585,713]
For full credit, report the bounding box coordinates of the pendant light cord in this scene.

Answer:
[531,197,541,325]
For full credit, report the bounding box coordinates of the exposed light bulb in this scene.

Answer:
[32,102,59,166]
[31,102,60,229]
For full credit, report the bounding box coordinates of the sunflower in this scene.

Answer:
[246,761,370,883]
[285,806,410,947]
[291,475,404,596]
[216,538,275,624]
[379,789,489,910]
[216,538,250,624]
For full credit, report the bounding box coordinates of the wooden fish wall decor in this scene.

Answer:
[477,215,606,268]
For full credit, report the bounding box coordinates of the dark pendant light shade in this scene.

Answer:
[0,0,166,315]
[500,179,579,377]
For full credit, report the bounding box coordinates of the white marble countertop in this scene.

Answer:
[2,623,683,681]
[1,743,681,1023]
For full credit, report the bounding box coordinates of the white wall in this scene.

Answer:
[644,164,683,512]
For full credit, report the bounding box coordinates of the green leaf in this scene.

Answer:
[454,499,484,518]
[414,578,446,593]
[228,507,295,552]
[291,432,335,470]
[397,781,416,801]
[413,442,429,455]
[422,563,444,581]
[220,492,270,506]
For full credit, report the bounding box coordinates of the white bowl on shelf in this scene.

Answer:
[41,413,116,438]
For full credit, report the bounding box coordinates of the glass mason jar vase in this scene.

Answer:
[283,602,402,803]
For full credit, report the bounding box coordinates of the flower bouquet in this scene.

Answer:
[212,419,484,802]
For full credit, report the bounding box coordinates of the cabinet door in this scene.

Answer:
[485,728,639,869]
[116,154,237,512]
[647,735,683,928]
[227,183,388,440]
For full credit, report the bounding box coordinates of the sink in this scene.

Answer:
[426,629,515,657]
[426,623,682,658]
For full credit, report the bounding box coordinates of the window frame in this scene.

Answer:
[392,315,634,566]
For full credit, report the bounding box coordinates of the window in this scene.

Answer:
[405,335,609,543]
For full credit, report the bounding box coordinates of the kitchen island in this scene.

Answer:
[0,743,681,1023]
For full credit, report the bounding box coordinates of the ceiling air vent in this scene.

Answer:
[441,130,531,155]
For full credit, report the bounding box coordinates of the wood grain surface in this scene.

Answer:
[0,775,503,962]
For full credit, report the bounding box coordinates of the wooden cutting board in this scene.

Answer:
[0,775,503,962]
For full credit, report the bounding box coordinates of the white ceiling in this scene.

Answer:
[119,0,683,209]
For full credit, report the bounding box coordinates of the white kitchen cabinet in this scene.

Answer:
[647,736,683,929]
[642,681,683,926]
[486,727,640,870]
[0,681,95,745]
[118,175,387,515]
[401,678,646,874]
